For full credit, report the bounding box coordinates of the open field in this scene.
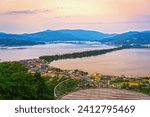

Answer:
[61,88,150,100]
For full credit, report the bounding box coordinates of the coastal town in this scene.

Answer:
[20,59,150,90]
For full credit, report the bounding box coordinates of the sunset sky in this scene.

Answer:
[0,0,150,33]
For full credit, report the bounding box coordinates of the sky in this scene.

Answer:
[0,0,150,33]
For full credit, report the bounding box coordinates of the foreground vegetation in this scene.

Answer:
[0,62,150,100]
[110,78,150,94]
[0,62,67,100]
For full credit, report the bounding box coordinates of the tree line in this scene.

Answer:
[40,46,130,62]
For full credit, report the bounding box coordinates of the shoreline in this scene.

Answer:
[1,45,150,77]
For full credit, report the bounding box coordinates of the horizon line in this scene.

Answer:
[0,28,150,35]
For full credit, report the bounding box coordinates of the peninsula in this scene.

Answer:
[39,45,131,62]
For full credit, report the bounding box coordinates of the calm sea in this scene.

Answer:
[51,48,150,77]
[1,43,150,76]
[0,43,112,62]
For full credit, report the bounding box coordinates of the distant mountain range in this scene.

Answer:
[0,29,150,46]
[102,31,150,45]
[0,38,44,46]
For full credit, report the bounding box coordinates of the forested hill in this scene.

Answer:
[0,62,66,100]
[101,31,150,45]
[0,30,150,46]
[0,38,45,46]
[0,29,115,42]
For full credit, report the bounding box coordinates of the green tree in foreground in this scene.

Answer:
[0,62,58,100]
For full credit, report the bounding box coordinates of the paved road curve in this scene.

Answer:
[61,88,150,100]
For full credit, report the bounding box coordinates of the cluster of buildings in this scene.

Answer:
[20,59,48,75]
[20,59,150,89]
[20,59,89,79]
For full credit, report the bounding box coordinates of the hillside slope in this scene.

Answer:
[101,31,150,45]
